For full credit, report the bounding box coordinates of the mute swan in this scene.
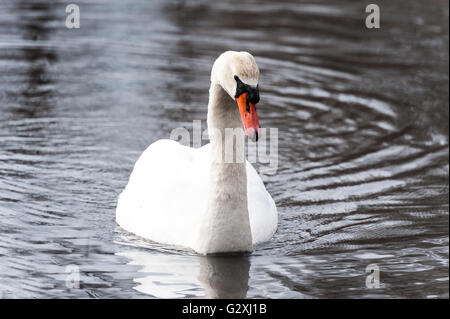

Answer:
[116,51,278,254]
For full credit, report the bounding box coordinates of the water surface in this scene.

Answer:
[0,0,448,298]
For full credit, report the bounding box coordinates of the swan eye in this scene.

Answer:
[234,75,247,98]
[248,88,259,104]
[234,75,259,103]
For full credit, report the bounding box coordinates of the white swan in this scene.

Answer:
[116,51,278,254]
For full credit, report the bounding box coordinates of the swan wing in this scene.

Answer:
[116,140,277,248]
[116,139,208,248]
[246,161,278,244]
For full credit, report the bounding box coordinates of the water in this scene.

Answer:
[0,0,448,299]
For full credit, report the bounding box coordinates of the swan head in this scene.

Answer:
[211,51,262,142]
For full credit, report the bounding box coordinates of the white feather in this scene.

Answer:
[116,139,277,251]
[116,51,278,253]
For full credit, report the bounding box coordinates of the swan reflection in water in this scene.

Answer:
[117,250,250,298]
[198,255,250,299]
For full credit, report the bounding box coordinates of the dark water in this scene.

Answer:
[0,0,448,298]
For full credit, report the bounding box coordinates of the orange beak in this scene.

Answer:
[236,93,262,142]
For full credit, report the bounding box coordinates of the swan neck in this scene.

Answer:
[207,82,247,178]
[194,83,252,254]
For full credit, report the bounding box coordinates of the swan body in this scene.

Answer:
[116,140,277,250]
[116,51,278,254]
